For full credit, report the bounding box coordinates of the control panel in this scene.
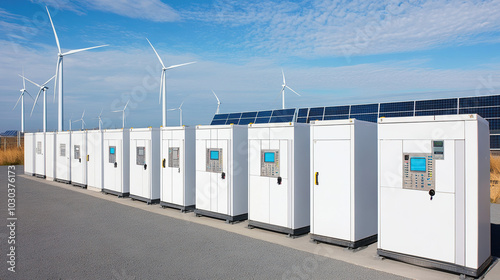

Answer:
[169,147,180,168]
[432,140,444,160]
[60,144,66,157]
[206,148,223,172]
[261,149,280,177]
[74,145,80,159]
[136,146,146,165]
[403,153,434,191]
[109,146,116,163]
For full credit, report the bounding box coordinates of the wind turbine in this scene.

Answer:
[72,110,86,130]
[13,73,34,133]
[146,38,196,127]
[212,90,221,114]
[167,101,184,126]
[279,69,300,109]
[112,100,129,128]
[95,108,103,130]
[23,75,55,133]
[46,6,108,132]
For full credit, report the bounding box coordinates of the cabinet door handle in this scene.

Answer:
[87,155,89,161]
[277,176,282,185]
[114,162,117,168]
[162,159,166,168]
[221,172,226,179]
[315,172,319,185]
[144,164,147,170]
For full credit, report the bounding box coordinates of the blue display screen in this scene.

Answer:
[110,147,115,154]
[410,157,426,172]
[210,151,219,160]
[264,152,275,163]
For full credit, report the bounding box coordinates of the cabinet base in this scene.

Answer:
[194,209,247,223]
[311,233,377,249]
[377,249,493,277]
[248,220,309,237]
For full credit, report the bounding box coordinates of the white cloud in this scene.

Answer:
[2,39,500,132]
[38,0,180,22]
[186,0,500,57]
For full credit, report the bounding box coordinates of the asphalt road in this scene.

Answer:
[0,166,408,280]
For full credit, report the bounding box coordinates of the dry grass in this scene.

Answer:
[0,148,24,166]
[491,154,500,203]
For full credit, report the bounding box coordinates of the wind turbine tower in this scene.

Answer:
[146,38,196,127]
[24,75,55,133]
[279,69,300,109]
[46,7,108,132]
[13,73,33,133]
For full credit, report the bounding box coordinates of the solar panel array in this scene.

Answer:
[1,130,19,136]
[210,94,500,150]
[210,109,296,125]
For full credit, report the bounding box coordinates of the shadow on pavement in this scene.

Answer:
[492,224,500,258]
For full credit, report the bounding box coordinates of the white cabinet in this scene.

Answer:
[55,131,71,183]
[129,128,160,204]
[195,125,248,223]
[248,123,310,236]
[70,131,87,188]
[102,129,130,197]
[310,119,377,248]
[378,114,491,277]
[160,126,195,211]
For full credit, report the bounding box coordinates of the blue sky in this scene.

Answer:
[1,0,500,132]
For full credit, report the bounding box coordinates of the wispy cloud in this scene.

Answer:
[186,0,500,57]
[38,0,180,22]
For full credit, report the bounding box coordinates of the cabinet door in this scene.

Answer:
[217,140,229,215]
[312,140,351,240]
[196,139,211,211]
[171,139,184,206]
[249,139,270,223]
[161,139,171,203]
[269,140,289,228]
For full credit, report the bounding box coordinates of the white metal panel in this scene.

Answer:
[379,121,465,140]
[269,140,289,228]
[70,131,87,185]
[379,140,402,188]
[402,140,431,154]
[270,126,293,140]
[161,139,171,203]
[455,140,465,266]
[217,139,229,215]
[435,140,456,194]
[34,133,45,176]
[45,132,55,180]
[55,132,71,181]
[171,139,184,206]
[380,187,455,263]
[313,124,350,140]
[312,139,351,240]
[195,139,211,211]
[87,131,103,190]
[24,133,34,174]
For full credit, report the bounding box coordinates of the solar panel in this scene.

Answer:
[379,101,414,113]
[1,130,18,136]
[415,109,458,116]
[210,109,296,125]
[491,135,500,149]
[415,98,457,111]
[350,103,378,114]
[459,95,500,108]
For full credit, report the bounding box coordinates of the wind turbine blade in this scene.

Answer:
[21,70,26,89]
[165,61,196,70]
[124,100,130,110]
[212,90,220,103]
[81,109,85,118]
[111,110,122,113]
[146,38,165,68]
[99,108,103,116]
[286,85,301,96]
[42,75,56,86]
[62,44,108,56]
[19,75,41,88]
[179,101,184,109]
[30,88,43,116]
[53,58,60,102]
[13,94,22,110]
[167,108,176,111]
[24,90,34,100]
[159,71,164,104]
[282,68,286,84]
[46,7,61,53]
